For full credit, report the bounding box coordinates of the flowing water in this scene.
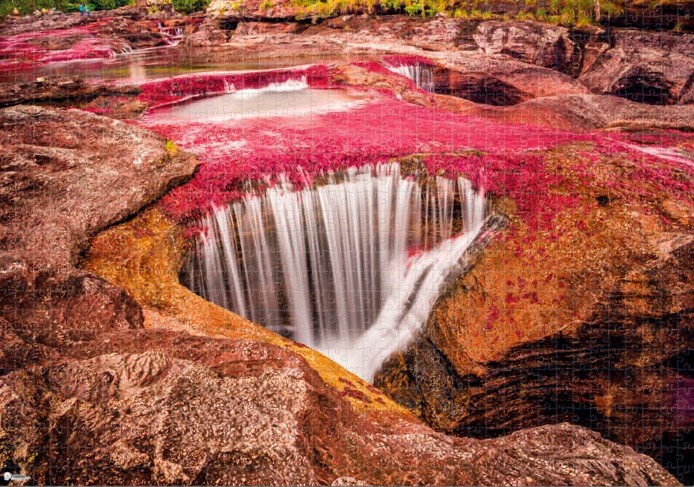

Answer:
[384,63,435,93]
[184,164,487,380]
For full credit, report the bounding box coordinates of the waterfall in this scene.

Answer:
[184,163,487,380]
[223,80,236,93]
[384,63,435,93]
[228,77,309,98]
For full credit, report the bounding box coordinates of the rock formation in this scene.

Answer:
[375,144,694,482]
[0,104,684,486]
[0,77,140,108]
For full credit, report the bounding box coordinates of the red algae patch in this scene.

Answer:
[382,54,436,67]
[0,23,128,70]
[137,96,594,222]
[131,64,693,236]
[427,141,694,371]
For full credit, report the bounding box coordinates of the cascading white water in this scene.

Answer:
[185,163,487,380]
[384,63,435,93]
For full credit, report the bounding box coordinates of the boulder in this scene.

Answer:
[473,21,580,74]
[0,77,140,109]
[0,105,196,351]
[580,30,694,105]
[0,320,682,485]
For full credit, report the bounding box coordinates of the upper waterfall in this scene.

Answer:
[384,63,436,93]
[184,163,487,380]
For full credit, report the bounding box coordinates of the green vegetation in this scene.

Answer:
[165,139,179,157]
[0,0,677,30]
[0,0,131,16]
[171,0,210,13]
[290,0,646,25]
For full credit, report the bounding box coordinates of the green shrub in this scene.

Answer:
[401,0,444,17]
[403,0,423,15]
[171,0,210,14]
[89,0,129,10]
[379,0,403,12]
[0,0,131,15]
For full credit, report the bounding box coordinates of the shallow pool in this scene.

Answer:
[145,82,371,122]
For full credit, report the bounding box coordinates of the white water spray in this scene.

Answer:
[229,77,310,98]
[384,63,435,93]
[185,164,486,380]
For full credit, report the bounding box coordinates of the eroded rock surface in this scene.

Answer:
[473,21,579,74]
[1,318,682,486]
[0,77,140,108]
[1,9,692,485]
[375,143,694,483]
[0,105,196,354]
[579,30,694,105]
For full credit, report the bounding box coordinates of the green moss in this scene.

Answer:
[165,139,179,157]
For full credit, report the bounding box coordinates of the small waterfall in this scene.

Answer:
[385,63,435,93]
[184,164,487,380]
[223,80,236,93]
[219,76,309,101]
[228,77,309,98]
[158,22,185,46]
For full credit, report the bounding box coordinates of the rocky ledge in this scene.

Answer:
[0,77,140,109]
[375,143,693,482]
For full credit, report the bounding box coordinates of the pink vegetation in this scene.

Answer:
[351,61,397,78]
[133,66,693,232]
[575,139,694,199]
[427,152,580,232]
[0,23,126,69]
[136,89,591,222]
[0,16,189,71]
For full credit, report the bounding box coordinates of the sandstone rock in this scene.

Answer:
[467,94,694,131]
[0,105,195,271]
[0,104,196,353]
[0,12,690,486]
[234,21,304,36]
[435,55,590,104]
[375,145,694,483]
[473,21,579,74]
[0,77,140,109]
[184,18,231,46]
[0,11,89,37]
[0,323,682,485]
[580,30,694,105]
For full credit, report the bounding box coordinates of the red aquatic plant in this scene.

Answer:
[130,65,692,232]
